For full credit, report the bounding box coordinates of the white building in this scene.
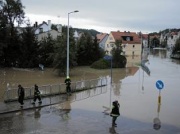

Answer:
[34,20,62,41]
[160,31,180,49]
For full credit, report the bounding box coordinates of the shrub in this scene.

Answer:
[113,55,127,68]
[91,59,110,69]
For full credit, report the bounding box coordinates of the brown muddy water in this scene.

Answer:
[0,49,180,133]
[0,65,138,102]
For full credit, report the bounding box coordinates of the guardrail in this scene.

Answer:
[4,77,108,103]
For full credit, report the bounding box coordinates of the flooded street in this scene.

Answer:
[0,49,180,133]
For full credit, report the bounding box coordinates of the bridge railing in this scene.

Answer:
[4,77,108,103]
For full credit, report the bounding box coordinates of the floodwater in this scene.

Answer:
[0,49,180,134]
[0,60,138,101]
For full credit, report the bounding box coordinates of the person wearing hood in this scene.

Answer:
[110,100,120,127]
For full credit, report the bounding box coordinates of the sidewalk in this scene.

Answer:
[0,94,67,114]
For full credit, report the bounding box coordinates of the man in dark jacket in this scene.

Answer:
[110,100,120,127]
[32,84,42,104]
[18,84,25,107]
[65,76,71,95]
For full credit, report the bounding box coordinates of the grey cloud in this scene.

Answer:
[21,0,180,33]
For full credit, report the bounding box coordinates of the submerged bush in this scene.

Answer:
[91,59,110,69]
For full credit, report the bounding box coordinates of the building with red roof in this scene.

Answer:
[105,31,142,56]
[96,33,109,49]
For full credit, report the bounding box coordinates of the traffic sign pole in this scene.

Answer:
[156,80,164,104]
[158,94,161,104]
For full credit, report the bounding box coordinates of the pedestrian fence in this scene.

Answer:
[37,86,108,120]
[4,77,108,103]
[71,85,107,102]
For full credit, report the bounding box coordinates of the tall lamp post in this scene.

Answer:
[66,10,79,78]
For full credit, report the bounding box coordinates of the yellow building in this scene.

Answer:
[105,31,142,56]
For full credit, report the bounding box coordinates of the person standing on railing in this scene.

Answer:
[18,84,25,107]
[65,76,71,95]
[32,84,42,104]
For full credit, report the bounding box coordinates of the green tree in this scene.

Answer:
[0,5,8,65]
[52,26,77,75]
[19,24,39,68]
[111,40,127,68]
[0,0,25,67]
[172,37,180,54]
[73,28,100,37]
[51,24,58,31]
[91,36,105,62]
[2,0,25,27]
[77,32,98,65]
[38,33,55,67]
[150,37,160,48]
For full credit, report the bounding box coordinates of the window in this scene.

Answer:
[126,37,130,41]
[109,37,113,40]
[122,36,133,41]
[107,44,109,48]
[39,28,43,33]
[111,44,114,47]
[133,45,135,48]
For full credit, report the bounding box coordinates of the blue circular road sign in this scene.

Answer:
[156,80,164,90]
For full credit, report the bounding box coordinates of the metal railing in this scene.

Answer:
[4,77,108,102]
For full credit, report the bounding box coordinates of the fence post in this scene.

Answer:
[75,82,77,92]
[6,90,9,102]
[59,84,61,94]
[101,78,102,86]
[50,85,52,95]
[30,87,31,99]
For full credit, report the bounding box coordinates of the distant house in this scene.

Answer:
[160,31,180,49]
[105,31,141,56]
[73,30,86,41]
[141,34,149,48]
[96,33,109,50]
[149,34,160,48]
[34,20,62,41]
[74,30,79,42]
[36,29,62,41]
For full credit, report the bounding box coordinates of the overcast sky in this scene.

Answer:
[21,0,180,33]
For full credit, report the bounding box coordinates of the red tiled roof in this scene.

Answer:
[171,32,178,35]
[149,35,160,39]
[96,33,108,43]
[142,34,148,39]
[111,31,141,44]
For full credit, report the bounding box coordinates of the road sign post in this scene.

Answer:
[156,80,164,104]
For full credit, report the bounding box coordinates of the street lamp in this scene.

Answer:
[66,10,79,78]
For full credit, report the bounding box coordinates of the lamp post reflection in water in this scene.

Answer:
[103,55,113,109]
[110,56,112,108]
[142,69,144,92]
[102,55,113,114]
